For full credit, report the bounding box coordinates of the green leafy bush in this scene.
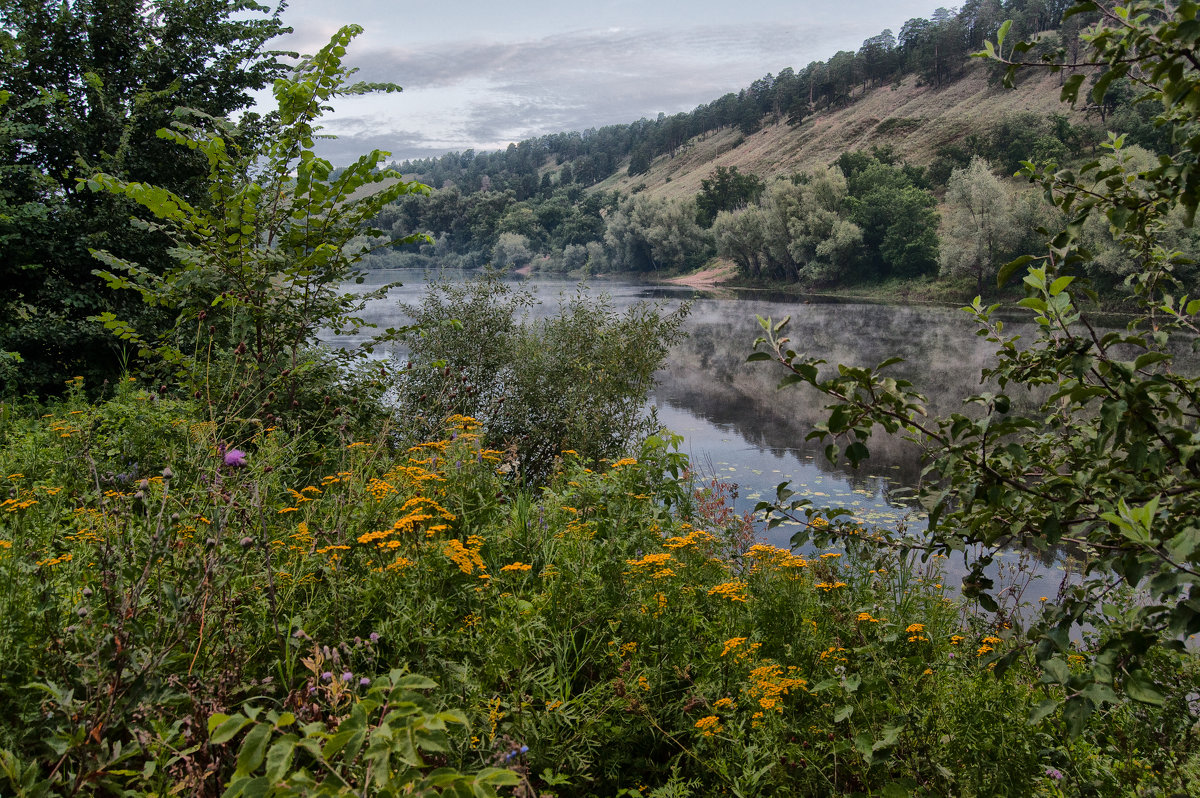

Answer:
[1,389,1197,796]
[83,26,428,432]
[397,273,689,484]
[211,673,519,797]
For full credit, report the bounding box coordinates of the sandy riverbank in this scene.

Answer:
[662,261,738,289]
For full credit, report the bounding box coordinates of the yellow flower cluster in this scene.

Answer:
[663,524,717,550]
[694,715,723,736]
[627,552,672,569]
[364,478,397,501]
[357,497,456,547]
[721,637,748,657]
[707,580,749,603]
[905,622,929,642]
[819,646,848,663]
[443,536,486,575]
[745,663,807,712]
[642,591,668,617]
[744,544,808,569]
[500,561,533,572]
[814,581,848,591]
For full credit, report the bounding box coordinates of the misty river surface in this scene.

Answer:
[335,268,1178,593]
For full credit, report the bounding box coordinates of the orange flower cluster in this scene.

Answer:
[708,580,749,603]
[443,536,486,575]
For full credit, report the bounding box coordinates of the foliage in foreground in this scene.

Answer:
[0,384,1196,796]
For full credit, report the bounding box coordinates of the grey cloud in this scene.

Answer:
[310,19,882,162]
[312,131,451,164]
[349,23,835,91]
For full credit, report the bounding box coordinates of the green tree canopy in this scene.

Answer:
[0,0,288,395]
[695,166,765,228]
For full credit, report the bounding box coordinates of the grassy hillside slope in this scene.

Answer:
[595,64,1086,201]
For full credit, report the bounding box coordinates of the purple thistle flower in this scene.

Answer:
[341,671,353,682]
[224,449,247,467]
[321,671,333,682]
[1046,768,1063,781]
[369,632,380,642]
[359,677,371,687]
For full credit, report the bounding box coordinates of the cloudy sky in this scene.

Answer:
[264,0,939,164]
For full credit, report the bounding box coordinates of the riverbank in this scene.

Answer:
[652,260,1150,313]
[654,259,989,305]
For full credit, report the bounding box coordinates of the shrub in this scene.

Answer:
[396,273,689,484]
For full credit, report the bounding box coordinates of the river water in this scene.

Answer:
[334,268,1200,599]
[340,270,1051,545]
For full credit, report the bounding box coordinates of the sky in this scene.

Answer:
[262,0,940,165]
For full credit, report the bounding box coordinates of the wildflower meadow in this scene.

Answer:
[0,377,1197,796]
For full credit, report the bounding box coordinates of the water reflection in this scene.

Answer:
[337,268,1191,581]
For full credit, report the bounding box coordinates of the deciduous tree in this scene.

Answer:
[0,0,289,394]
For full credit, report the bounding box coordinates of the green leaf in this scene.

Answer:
[874,723,904,749]
[1041,656,1070,685]
[834,705,854,723]
[845,441,870,467]
[1061,72,1087,104]
[853,732,875,764]
[209,715,253,745]
[264,735,298,782]
[1048,275,1075,296]
[1125,673,1165,706]
[996,19,1012,52]
[392,674,438,691]
[236,723,272,776]
[997,255,1036,287]
[1028,699,1058,724]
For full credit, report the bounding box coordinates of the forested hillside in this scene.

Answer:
[366,0,1191,297]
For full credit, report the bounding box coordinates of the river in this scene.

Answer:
[334,268,1189,596]
[341,271,1010,528]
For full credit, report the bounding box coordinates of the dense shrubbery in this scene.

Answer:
[2,384,1197,796]
[754,0,1200,738]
